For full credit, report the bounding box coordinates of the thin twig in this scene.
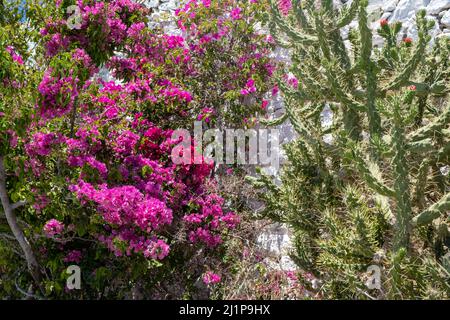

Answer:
[14,269,43,300]
[11,201,27,210]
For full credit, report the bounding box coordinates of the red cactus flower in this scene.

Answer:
[380,19,388,27]
[403,37,413,44]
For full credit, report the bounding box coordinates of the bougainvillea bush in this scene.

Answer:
[0,0,279,299]
[174,0,278,127]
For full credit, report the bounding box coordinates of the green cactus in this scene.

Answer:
[249,0,450,299]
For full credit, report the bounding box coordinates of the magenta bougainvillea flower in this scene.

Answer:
[230,7,242,20]
[203,271,221,285]
[63,250,83,263]
[5,46,24,64]
[43,219,64,238]
[278,0,292,16]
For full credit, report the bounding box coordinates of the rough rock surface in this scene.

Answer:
[427,0,450,14]
[441,9,450,26]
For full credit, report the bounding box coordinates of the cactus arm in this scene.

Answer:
[389,247,407,299]
[260,113,288,126]
[358,0,381,137]
[350,149,395,197]
[412,193,450,227]
[413,159,430,211]
[292,0,311,30]
[437,139,450,163]
[290,64,330,100]
[329,17,352,73]
[321,0,333,12]
[392,99,413,251]
[284,97,318,146]
[408,101,450,142]
[382,11,431,92]
[314,14,331,61]
[324,64,367,111]
[269,0,318,45]
[358,0,372,62]
[268,20,291,48]
[382,41,427,92]
[336,0,360,29]
[407,138,434,154]
[303,103,324,120]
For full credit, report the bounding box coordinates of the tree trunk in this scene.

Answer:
[0,156,43,292]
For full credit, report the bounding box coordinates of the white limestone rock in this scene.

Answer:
[279,255,297,271]
[390,0,430,22]
[426,0,450,15]
[145,0,160,8]
[381,11,393,20]
[333,0,343,9]
[441,9,450,27]
[159,0,179,11]
[437,31,450,37]
[366,0,384,13]
[383,0,400,12]
[256,224,293,256]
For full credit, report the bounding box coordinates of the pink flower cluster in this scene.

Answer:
[203,271,221,285]
[196,107,215,123]
[44,219,64,237]
[72,48,98,76]
[5,46,24,65]
[143,240,170,260]
[240,78,257,95]
[70,182,173,232]
[175,0,276,99]
[278,0,292,16]
[113,130,140,156]
[185,194,239,247]
[25,132,59,157]
[69,181,174,259]
[24,132,62,176]
[283,74,299,89]
[230,7,242,20]
[32,192,50,212]
[40,0,149,61]
[64,250,83,263]
[37,69,79,119]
